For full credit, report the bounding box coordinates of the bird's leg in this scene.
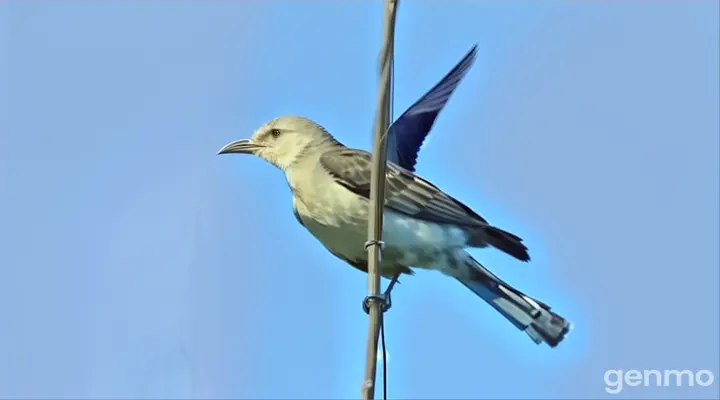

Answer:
[363,273,400,314]
[383,273,400,310]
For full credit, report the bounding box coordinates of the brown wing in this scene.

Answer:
[319,149,489,227]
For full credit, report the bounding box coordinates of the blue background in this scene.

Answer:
[2,2,718,399]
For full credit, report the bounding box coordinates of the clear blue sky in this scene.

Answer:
[2,2,718,399]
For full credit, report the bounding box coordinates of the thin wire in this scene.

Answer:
[378,37,395,400]
[390,28,395,121]
[381,313,388,400]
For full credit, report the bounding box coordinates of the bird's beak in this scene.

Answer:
[217,139,262,155]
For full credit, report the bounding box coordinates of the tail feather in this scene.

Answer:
[459,256,570,348]
[471,225,530,262]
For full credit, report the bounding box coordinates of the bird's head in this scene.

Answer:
[217,115,339,170]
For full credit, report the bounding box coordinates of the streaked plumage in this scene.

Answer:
[321,148,530,261]
[218,115,571,348]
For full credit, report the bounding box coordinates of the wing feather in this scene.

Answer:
[387,45,478,171]
[320,149,488,227]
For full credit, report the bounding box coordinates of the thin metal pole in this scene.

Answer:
[362,1,398,399]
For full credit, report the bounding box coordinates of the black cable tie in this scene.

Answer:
[363,293,392,314]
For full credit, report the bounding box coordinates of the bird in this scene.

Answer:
[387,44,477,171]
[217,115,571,348]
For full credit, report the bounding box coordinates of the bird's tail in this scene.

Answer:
[469,225,530,262]
[458,255,571,348]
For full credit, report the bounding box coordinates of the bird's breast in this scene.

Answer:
[294,198,469,268]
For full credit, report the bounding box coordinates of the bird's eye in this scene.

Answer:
[270,129,282,138]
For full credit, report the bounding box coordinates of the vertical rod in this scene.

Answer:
[362,1,398,399]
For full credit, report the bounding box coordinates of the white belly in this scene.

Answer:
[297,206,469,268]
[287,162,471,277]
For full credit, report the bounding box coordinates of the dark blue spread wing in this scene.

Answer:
[386,45,478,172]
